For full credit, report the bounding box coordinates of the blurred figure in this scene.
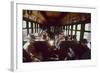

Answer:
[67,35,71,41]
[23,34,38,61]
[42,31,50,41]
[67,47,75,60]
[55,31,65,49]
[75,39,91,59]
[58,32,65,41]
[72,35,77,43]
[23,33,44,62]
[23,49,33,62]
[80,39,91,59]
[23,33,35,50]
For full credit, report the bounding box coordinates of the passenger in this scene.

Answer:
[23,34,35,51]
[55,31,65,49]
[72,35,77,43]
[67,35,71,41]
[23,49,33,62]
[75,39,91,59]
[23,34,41,61]
[80,39,91,59]
[59,41,69,60]
[41,31,50,41]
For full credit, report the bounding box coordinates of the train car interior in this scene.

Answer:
[22,10,91,62]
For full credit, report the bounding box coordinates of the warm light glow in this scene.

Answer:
[49,40,54,46]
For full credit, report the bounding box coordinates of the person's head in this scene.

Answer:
[72,35,76,39]
[68,35,71,41]
[58,31,64,38]
[81,39,88,46]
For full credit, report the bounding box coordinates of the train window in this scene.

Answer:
[33,23,35,33]
[38,24,40,29]
[22,21,26,28]
[37,24,39,28]
[66,26,67,30]
[69,25,71,29]
[66,26,68,32]
[65,26,68,35]
[67,26,68,29]
[76,31,80,41]
[84,32,91,48]
[22,29,27,42]
[72,31,75,35]
[64,30,67,36]
[64,30,66,36]
[73,25,76,30]
[69,30,71,35]
[84,32,91,42]
[77,24,81,30]
[85,23,91,31]
[28,22,31,28]
[22,21,28,42]
[29,29,32,34]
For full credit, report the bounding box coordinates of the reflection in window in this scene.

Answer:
[76,31,80,41]
[85,23,91,31]
[22,21,26,28]
[77,24,81,30]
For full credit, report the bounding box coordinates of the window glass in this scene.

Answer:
[85,23,91,31]
[64,26,66,30]
[33,23,35,33]
[73,25,76,30]
[69,30,71,35]
[77,24,81,30]
[64,30,68,36]
[84,32,91,48]
[22,21,26,28]
[33,23,35,28]
[29,29,32,34]
[22,29,27,41]
[28,22,31,28]
[38,24,39,32]
[69,25,71,29]
[72,31,75,35]
[76,31,80,41]
[84,32,91,42]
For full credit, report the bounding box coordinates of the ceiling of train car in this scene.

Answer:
[23,10,91,25]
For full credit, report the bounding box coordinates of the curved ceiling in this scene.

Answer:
[23,10,91,25]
